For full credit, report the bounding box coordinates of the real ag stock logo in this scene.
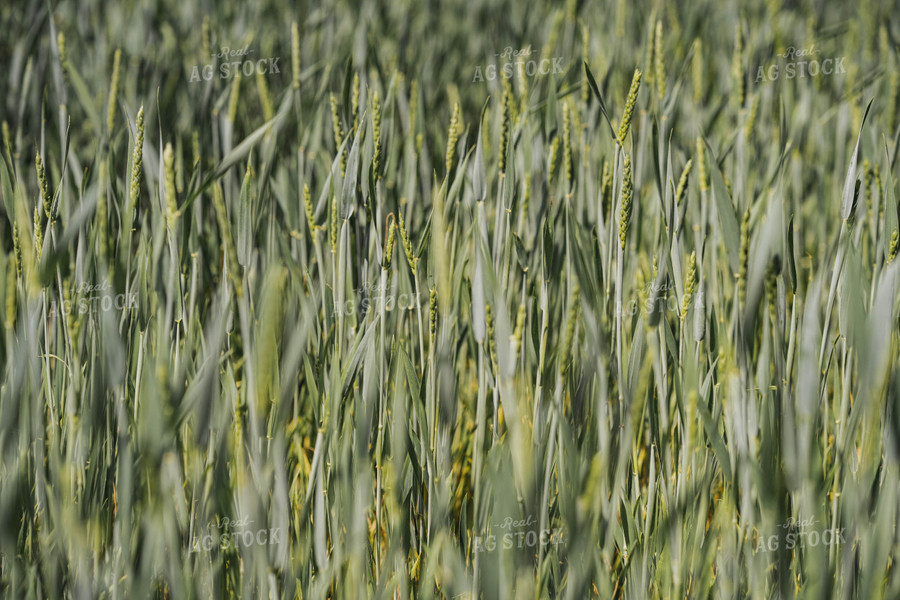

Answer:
[188,44,281,83]
[332,282,427,317]
[50,281,138,317]
[472,45,565,83]
[472,514,565,554]
[755,45,846,83]
[752,516,847,553]
[189,515,283,553]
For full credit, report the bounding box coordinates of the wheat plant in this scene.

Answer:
[1,0,900,598]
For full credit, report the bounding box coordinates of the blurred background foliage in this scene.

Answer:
[1,0,900,598]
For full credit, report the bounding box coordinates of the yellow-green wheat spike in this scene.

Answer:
[864,159,874,218]
[681,251,696,319]
[303,183,317,234]
[675,158,693,208]
[382,217,396,272]
[515,58,528,104]
[513,302,526,359]
[212,182,242,297]
[617,69,642,145]
[559,283,580,375]
[163,143,178,232]
[35,151,50,218]
[12,221,21,278]
[257,68,274,121]
[643,20,656,92]
[445,103,461,175]
[372,90,382,179]
[874,162,883,223]
[485,303,497,371]
[744,95,759,139]
[738,209,750,306]
[398,210,416,273]
[619,154,633,249]
[57,32,69,87]
[129,107,144,216]
[32,203,43,257]
[888,229,898,264]
[329,93,345,175]
[499,90,511,174]
[692,38,704,104]
[351,72,360,135]
[107,48,122,133]
[228,73,242,123]
[330,193,338,254]
[500,76,517,125]
[548,135,560,186]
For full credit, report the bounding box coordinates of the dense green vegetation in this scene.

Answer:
[1,0,900,597]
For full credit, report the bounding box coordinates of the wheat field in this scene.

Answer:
[1,0,900,598]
